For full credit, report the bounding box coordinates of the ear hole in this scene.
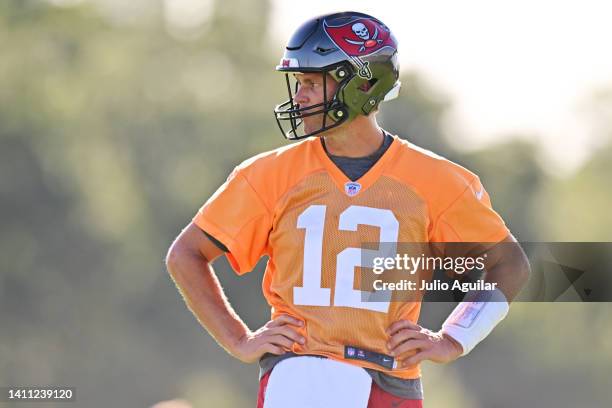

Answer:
[358,78,378,93]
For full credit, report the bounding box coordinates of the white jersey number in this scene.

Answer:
[293,205,398,313]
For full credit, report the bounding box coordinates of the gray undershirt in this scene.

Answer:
[322,131,394,181]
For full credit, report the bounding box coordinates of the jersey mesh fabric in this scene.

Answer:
[263,172,427,377]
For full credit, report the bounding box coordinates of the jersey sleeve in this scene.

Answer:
[192,167,271,274]
[430,176,510,243]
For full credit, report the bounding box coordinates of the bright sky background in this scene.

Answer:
[269,0,612,172]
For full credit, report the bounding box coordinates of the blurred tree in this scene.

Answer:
[545,86,612,241]
[544,141,612,241]
[0,0,275,405]
[459,138,550,241]
[379,72,455,158]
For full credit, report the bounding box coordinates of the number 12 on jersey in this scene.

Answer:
[293,205,398,313]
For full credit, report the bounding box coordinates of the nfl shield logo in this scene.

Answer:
[344,182,361,196]
[347,347,356,357]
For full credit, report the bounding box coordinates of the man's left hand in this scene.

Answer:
[386,320,463,368]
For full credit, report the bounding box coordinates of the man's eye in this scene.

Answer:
[296,81,319,89]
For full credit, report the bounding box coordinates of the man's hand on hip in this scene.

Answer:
[232,315,305,363]
[386,320,463,368]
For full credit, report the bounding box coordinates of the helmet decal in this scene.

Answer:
[279,58,299,68]
[323,18,396,79]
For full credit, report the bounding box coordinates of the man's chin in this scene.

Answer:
[302,118,327,135]
[302,122,319,135]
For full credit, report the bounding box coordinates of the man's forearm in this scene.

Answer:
[166,249,250,355]
[484,247,530,302]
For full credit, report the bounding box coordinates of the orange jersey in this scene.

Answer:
[193,135,509,379]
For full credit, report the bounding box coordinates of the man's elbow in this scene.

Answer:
[502,238,531,285]
[165,240,193,278]
[165,242,181,277]
[515,250,531,287]
[165,238,211,278]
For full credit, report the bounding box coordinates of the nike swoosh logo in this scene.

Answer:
[475,189,484,200]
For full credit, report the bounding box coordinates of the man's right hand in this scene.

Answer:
[232,315,306,363]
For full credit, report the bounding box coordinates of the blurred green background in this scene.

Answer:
[1,0,611,407]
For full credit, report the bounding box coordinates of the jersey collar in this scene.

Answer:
[312,133,401,196]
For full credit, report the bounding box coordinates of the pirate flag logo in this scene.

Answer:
[323,18,396,79]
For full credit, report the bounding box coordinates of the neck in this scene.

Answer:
[321,116,384,157]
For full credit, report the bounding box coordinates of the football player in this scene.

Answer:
[166,11,530,408]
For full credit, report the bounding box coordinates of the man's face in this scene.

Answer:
[293,72,339,134]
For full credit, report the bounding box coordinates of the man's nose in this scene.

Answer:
[293,87,308,105]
